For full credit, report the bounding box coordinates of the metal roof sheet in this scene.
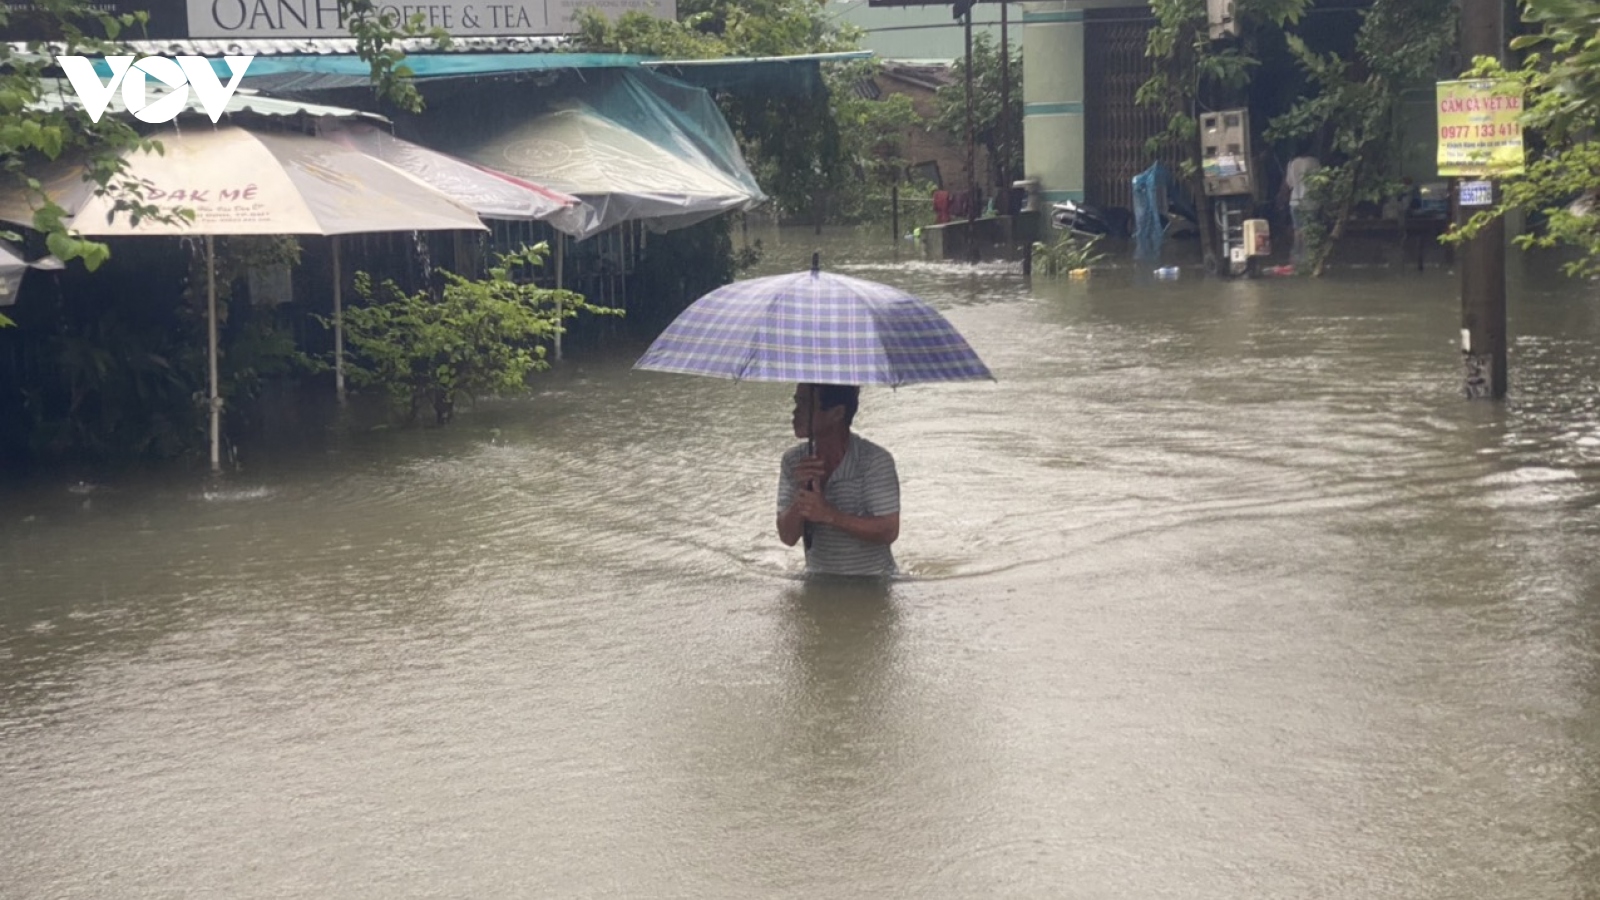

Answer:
[29,83,388,122]
[241,52,646,79]
[640,51,873,67]
[7,35,567,58]
[236,50,873,96]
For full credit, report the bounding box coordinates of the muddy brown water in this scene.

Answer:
[3,228,1599,898]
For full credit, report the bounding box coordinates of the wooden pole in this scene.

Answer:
[554,233,565,362]
[891,176,900,242]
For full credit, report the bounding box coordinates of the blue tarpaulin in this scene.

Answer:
[1133,162,1173,261]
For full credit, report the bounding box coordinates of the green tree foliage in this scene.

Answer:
[182,236,323,406]
[336,0,451,113]
[0,0,441,332]
[1449,0,1600,277]
[570,0,866,218]
[827,61,928,224]
[626,216,761,338]
[934,33,1023,189]
[1138,0,1307,171]
[1266,0,1455,275]
[340,244,621,425]
[5,239,200,463]
[0,0,192,327]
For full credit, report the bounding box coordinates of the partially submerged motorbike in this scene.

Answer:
[1049,197,1197,240]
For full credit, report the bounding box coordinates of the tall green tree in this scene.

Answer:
[1450,0,1600,277]
[1137,0,1308,262]
[933,33,1022,193]
[826,60,926,224]
[1267,0,1456,275]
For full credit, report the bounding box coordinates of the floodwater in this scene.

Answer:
[3,229,1600,898]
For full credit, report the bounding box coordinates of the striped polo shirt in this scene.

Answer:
[777,433,900,576]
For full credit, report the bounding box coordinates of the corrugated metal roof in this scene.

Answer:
[7,35,568,58]
[237,50,872,96]
[640,51,874,67]
[242,51,645,79]
[232,72,374,94]
[29,83,388,122]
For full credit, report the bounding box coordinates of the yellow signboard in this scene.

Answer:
[1436,79,1525,176]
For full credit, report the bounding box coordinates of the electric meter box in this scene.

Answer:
[1243,218,1271,256]
[1200,109,1253,197]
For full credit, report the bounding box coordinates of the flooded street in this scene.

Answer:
[3,229,1600,898]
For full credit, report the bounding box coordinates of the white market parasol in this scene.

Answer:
[0,125,488,471]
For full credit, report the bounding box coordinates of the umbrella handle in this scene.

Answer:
[802,472,815,551]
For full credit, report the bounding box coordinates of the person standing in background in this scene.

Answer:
[1280,149,1322,266]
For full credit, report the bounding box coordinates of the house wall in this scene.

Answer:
[1021,2,1087,203]
[832,1,1004,61]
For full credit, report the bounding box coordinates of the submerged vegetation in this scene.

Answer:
[1031,234,1106,276]
[340,244,619,426]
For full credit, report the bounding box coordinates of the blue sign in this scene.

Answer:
[1460,180,1495,207]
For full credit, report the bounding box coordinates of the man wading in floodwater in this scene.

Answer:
[776,384,900,577]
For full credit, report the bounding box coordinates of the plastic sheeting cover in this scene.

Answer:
[317,121,589,234]
[430,70,764,239]
[1133,161,1170,262]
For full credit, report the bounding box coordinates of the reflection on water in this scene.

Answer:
[2,226,1599,898]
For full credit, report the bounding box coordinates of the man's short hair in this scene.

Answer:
[811,383,860,427]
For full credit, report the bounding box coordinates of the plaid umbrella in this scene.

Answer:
[634,255,992,385]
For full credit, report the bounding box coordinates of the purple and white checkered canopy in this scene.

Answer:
[634,268,993,385]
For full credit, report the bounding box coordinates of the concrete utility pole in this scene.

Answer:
[964,8,979,262]
[1459,0,1508,399]
[999,2,1010,213]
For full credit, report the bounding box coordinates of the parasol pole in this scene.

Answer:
[554,232,564,361]
[206,235,221,474]
[333,236,346,406]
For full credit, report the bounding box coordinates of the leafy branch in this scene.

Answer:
[339,243,622,425]
[1445,0,1600,277]
[337,0,452,113]
[1265,0,1455,275]
[0,0,192,319]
